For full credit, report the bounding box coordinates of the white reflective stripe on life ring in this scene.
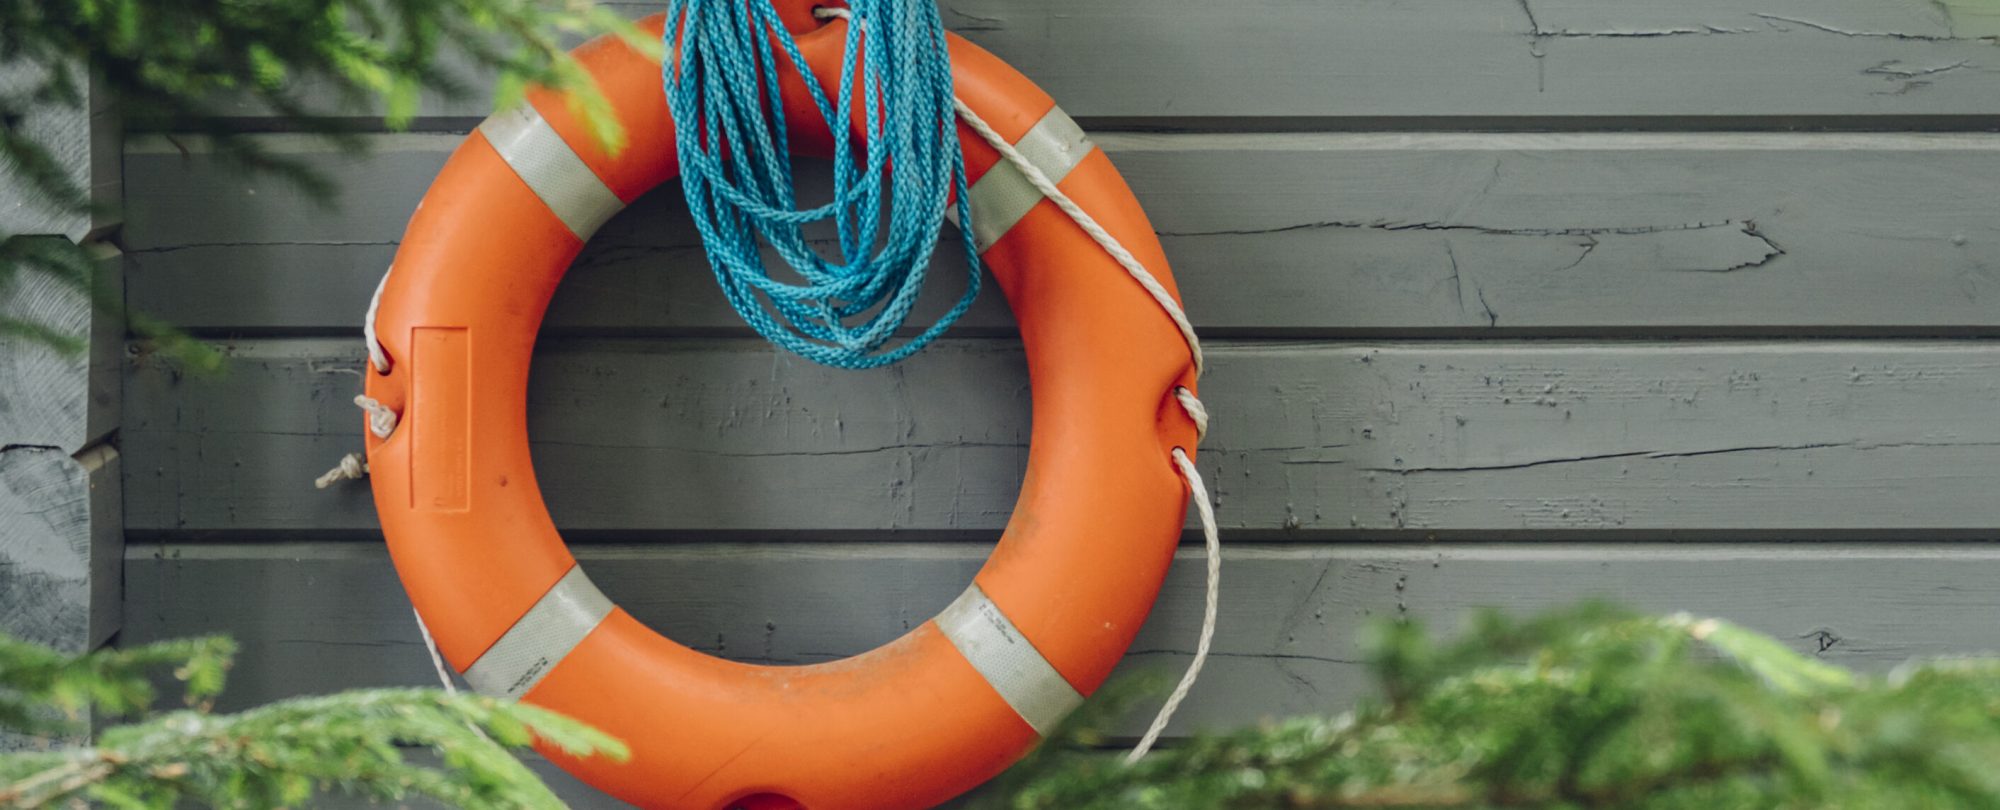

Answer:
[935,582,1086,737]
[478,105,627,240]
[463,565,615,699]
[958,105,1093,254]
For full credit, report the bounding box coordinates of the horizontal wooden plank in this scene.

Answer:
[123,338,2000,536]
[193,0,2000,124]
[121,541,2000,744]
[124,132,2000,336]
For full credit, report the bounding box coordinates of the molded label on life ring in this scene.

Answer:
[411,327,471,512]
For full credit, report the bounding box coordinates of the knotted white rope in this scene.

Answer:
[317,395,396,490]
[354,395,398,438]
[314,452,368,489]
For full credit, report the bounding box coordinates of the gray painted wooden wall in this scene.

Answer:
[111,0,2000,805]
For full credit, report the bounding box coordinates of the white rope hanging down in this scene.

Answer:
[413,607,460,696]
[941,64,1219,761]
[1133,449,1220,762]
[414,606,499,746]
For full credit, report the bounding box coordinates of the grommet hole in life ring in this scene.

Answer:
[360,8,1201,809]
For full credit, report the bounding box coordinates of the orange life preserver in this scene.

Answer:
[361,5,1199,808]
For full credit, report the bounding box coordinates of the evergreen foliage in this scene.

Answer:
[999,603,2000,809]
[0,632,625,808]
[12,602,2000,807]
[0,0,652,363]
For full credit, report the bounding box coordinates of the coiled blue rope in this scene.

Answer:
[663,0,978,369]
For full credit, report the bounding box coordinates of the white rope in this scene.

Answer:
[937,46,1217,759]
[948,99,1205,377]
[355,394,398,439]
[318,397,395,491]
[1174,386,1209,443]
[1128,448,1220,762]
[364,269,392,373]
[314,452,368,489]
[413,607,460,695]
[317,271,393,492]
[413,607,499,745]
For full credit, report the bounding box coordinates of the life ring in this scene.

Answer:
[360,6,1200,808]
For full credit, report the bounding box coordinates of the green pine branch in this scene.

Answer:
[0,632,625,810]
[1000,603,2000,810]
[0,0,657,363]
[16,602,2000,808]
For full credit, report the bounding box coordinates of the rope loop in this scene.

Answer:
[662,0,982,369]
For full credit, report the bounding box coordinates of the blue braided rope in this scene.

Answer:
[663,0,979,369]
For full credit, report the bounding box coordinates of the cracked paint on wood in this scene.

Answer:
[123,542,2000,737]
[1,445,120,652]
[184,0,2000,123]
[122,132,2000,334]
[0,64,118,241]
[122,339,2000,535]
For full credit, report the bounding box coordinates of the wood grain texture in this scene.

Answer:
[122,541,2000,739]
[941,0,2000,120]
[123,338,2000,536]
[1,245,121,453]
[0,64,119,240]
[188,0,2000,125]
[2,269,96,452]
[0,246,123,653]
[122,132,2000,337]
[1,446,120,652]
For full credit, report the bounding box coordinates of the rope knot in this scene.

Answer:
[314,452,368,489]
[355,395,399,439]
